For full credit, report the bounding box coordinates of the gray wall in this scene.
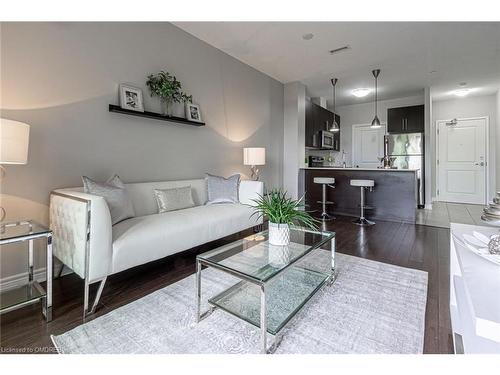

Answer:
[283,82,306,199]
[497,90,500,192]
[0,22,284,283]
[432,94,497,202]
[335,94,425,166]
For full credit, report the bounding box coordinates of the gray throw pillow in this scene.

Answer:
[205,173,240,205]
[154,186,195,213]
[82,175,135,225]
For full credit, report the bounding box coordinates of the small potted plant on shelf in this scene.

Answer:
[250,189,318,246]
[146,71,192,117]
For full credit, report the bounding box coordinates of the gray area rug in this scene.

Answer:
[52,252,428,354]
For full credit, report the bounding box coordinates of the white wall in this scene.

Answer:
[335,94,425,166]
[432,94,497,202]
[0,22,284,284]
[424,88,433,208]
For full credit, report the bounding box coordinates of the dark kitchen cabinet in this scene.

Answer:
[305,100,340,150]
[387,105,424,133]
[305,100,315,147]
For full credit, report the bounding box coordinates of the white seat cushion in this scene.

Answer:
[350,179,375,187]
[314,177,335,184]
[110,204,259,274]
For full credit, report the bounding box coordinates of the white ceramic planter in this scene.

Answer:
[172,102,186,118]
[268,244,291,267]
[268,222,290,246]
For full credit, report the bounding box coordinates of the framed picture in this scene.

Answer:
[185,103,202,122]
[119,84,144,112]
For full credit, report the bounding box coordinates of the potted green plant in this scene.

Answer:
[250,189,318,246]
[146,71,192,117]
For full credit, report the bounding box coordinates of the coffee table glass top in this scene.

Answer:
[197,226,334,283]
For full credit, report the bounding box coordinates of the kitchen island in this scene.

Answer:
[299,167,419,223]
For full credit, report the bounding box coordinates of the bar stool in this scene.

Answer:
[314,177,335,221]
[350,179,375,226]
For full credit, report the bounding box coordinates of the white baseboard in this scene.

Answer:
[0,263,71,292]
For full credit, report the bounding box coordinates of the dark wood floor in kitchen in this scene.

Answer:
[0,216,453,354]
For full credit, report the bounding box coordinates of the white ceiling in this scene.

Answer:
[174,22,500,106]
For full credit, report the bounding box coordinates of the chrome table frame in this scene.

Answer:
[196,229,336,354]
[0,221,53,321]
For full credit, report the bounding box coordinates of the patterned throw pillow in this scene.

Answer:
[82,174,135,225]
[205,173,240,205]
[154,186,195,213]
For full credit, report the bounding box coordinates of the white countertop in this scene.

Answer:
[301,167,419,172]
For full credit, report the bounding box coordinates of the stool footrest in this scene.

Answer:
[317,201,335,205]
[358,205,374,210]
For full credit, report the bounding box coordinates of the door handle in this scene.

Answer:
[474,162,485,166]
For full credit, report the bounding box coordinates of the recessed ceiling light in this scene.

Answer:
[453,88,470,97]
[352,88,371,98]
[302,33,314,40]
[329,45,350,55]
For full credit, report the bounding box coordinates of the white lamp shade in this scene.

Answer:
[243,147,266,166]
[0,119,30,164]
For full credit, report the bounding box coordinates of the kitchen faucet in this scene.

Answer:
[341,150,347,168]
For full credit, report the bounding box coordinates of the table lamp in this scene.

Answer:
[0,118,30,221]
[243,147,265,181]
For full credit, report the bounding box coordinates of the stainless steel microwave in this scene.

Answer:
[316,130,335,149]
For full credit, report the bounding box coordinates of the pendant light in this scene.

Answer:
[371,69,381,129]
[329,78,340,132]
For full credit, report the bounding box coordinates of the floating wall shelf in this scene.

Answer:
[108,105,205,127]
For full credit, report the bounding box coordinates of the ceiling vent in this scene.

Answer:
[329,45,351,55]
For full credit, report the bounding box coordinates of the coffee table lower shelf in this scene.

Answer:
[208,266,331,337]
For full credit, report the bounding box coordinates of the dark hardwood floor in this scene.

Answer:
[0,216,453,354]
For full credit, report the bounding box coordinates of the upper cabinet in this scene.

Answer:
[305,101,340,151]
[387,105,424,134]
[305,100,315,147]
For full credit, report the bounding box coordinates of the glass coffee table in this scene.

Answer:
[196,226,335,354]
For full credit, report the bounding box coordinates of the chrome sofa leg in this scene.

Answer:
[56,264,64,278]
[253,223,264,233]
[83,277,107,318]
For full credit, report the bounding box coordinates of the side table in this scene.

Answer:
[0,220,53,321]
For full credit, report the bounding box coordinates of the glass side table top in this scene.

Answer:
[197,226,335,283]
[0,220,50,242]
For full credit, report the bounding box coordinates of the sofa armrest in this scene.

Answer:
[50,189,112,282]
[239,180,264,206]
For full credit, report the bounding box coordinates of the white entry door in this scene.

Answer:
[352,124,386,168]
[437,117,487,204]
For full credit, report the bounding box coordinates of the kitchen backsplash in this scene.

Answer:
[305,149,340,166]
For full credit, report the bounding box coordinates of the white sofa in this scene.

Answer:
[449,223,500,353]
[49,178,263,317]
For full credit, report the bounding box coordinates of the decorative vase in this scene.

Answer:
[268,222,290,246]
[161,100,174,116]
[268,244,291,267]
[488,235,500,255]
[172,102,186,118]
